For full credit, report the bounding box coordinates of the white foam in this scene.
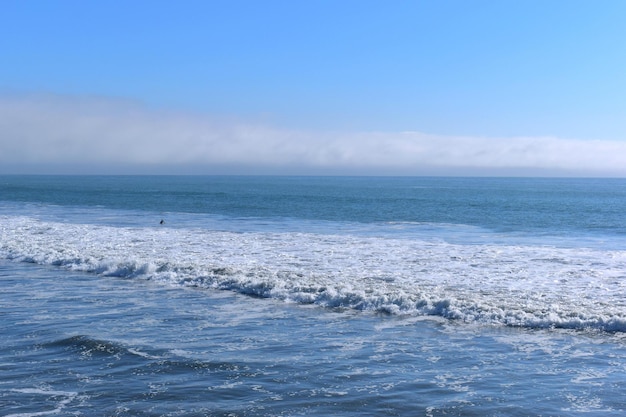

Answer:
[6,388,78,417]
[126,348,163,360]
[2,215,625,331]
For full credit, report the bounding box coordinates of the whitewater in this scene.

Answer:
[2,212,626,332]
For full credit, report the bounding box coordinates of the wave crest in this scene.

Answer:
[2,215,626,332]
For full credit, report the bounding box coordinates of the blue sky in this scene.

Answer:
[1,0,626,175]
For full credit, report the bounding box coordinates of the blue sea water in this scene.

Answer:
[1,175,626,416]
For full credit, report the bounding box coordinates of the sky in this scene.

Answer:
[1,0,626,176]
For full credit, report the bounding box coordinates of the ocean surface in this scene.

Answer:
[1,175,626,416]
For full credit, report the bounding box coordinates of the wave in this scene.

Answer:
[41,335,238,370]
[2,215,626,332]
[5,388,79,417]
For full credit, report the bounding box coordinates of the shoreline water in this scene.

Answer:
[3,259,626,416]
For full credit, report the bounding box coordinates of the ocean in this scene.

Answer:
[1,175,625,416]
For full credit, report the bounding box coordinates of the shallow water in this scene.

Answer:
[2,260,626,416]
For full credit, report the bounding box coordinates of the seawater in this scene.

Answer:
[1,175,626,416]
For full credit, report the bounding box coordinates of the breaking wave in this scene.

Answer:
[2,215,626,332]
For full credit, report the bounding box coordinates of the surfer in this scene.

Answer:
[160,219,165,225]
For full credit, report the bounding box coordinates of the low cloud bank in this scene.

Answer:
[1,94,625,176]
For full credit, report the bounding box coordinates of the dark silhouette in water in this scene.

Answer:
[160,219,165,225]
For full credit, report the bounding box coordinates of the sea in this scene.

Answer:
[1,175,625,416]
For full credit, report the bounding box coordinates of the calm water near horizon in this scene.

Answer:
[1,175,626,416]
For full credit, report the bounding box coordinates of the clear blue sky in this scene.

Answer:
[1,0,626,175]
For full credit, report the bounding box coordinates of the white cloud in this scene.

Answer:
[1,94,625,176]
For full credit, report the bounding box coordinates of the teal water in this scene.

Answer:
[1,176,626,415]
[2,176,625,232]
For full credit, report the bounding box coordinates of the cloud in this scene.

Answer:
[1,94,625,176]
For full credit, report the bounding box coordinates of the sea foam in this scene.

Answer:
[2,215,625,332]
